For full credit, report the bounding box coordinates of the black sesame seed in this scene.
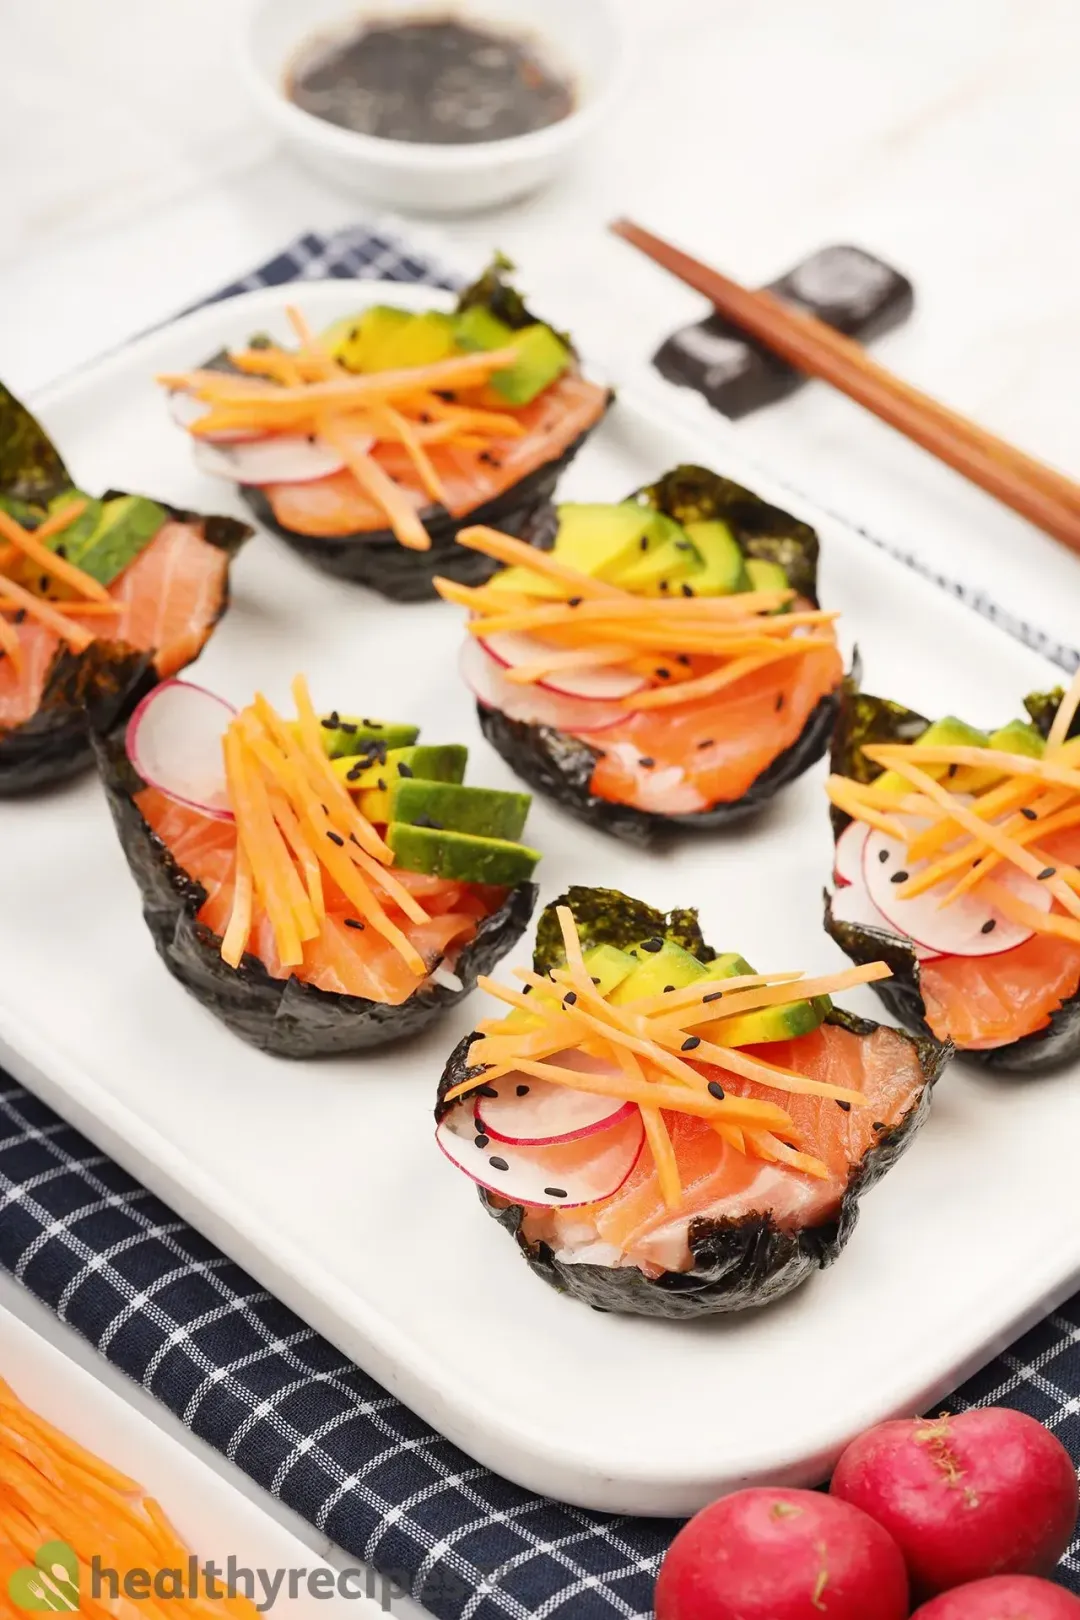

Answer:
[349,326,359,342]
[681,1035,701,1051]
[474,1134,490,1149]
[13,609,26,625]
[655,668,671,680]
[522,984,532,996]
[377,778,386,791]
[544,1187,568,1199]
[872,1121,886,1132]
[488,1156,509,1172]
[344,918,365,930]
[663,985,676,994]
[639,535,649,551]
[696,737,715,750]
[419,412,432,424]
[477,1085,499,1099]
[349,833,360,846]
[947,763,959,779]
[676,654,691,666]
[775,693,785,712]
[322,711,340,729]
[563,991,577,1006]
[1038,866,1057,880]
[339,721,357,734]
[638,756,656,768]
[681,582,694,597]
[326,830,344,847]
[397,762,414,779]
[674,540,692,552]
[878,848,889,863]
[981,919,997,934]
[890,870,909,883]
[708,1081,725,1100]
[1021,806,1038,821]
[659,579,670,592]
[591,977,601,985]
[434,389,456,402]
[361,718,375,727]
[703,990,724,1003]
[321,803,329,815]
[516,1084,530,1097]
[640,938,664,953]
[567,596,582,607]
[836,1099,852,1112]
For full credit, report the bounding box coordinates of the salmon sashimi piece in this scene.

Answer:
[919,826,1080,1048]
[588,641,844,814]
[97,520,231,676]
[264,373,609,538]
[524,1021,926,1276]
[0,520,230,733]
[136,788,487,1003]
[0,621,59,728]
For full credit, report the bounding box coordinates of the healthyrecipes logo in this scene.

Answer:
[7,1542,413,1614]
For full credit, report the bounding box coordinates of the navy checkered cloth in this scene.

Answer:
[2,223,1079,1619]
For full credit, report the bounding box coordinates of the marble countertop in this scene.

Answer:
[1,0,1077,1594]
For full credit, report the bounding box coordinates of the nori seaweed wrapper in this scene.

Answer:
[824,681,1080,1073]
[437,886,949,1319]
[476,465,841,844]
[227,257,611,601]
[92,710,538,1059]
[0,376,251,794]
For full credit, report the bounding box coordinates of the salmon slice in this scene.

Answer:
[136,788,492,1003]
[588,641,844,814]
[0,520,231,732]
[919,826,1080,1048]
[264,373,610,538]
[524,1021,925,1276]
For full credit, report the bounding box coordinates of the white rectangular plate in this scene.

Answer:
[0,1305,382,1618]
[1,282,1075,1518]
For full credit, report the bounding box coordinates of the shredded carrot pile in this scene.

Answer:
[217,675,430,974]
[159,306,533,552]
[444,905,892,1208]
[435,526,840,709]
[0,1374,262,1620]
[0,500,118,668]
[827,668,1080,942]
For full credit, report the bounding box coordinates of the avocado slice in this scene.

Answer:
[614,516,703,597]
[322,305,413,373]
[552,502,657,580]
[454,306,570,405]
[989,719,1045,758]
[387,823,540,886]
[335,743,468,792]
[744,556,791,610]
[702,993,831,1048]
[681,520,751,597]
[609,938,711,1004]
[388,779,531,841]
[44,493,166,587]
[485,563,567,601]
[318,717,420,761]
[873,715,990,801]
[498,942,637,1036]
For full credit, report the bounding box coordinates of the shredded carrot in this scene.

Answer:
[320,416,431,550]
[0,503,110,604]
[0,1375,266,1620]
[0,574,94,650]
[221,838,254,968]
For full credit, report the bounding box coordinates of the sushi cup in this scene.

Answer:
[164,258,612,603]
[0,380,249,794]
[825,677,1080,1074]
[447,464,847,846]
[435,886,949,1319]
[92,680,539,1059]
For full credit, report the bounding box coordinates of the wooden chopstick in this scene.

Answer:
[611,218,1080,557]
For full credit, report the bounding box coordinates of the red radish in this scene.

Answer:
[478,628,647,701]
[654,1486,909,1620]
[126,679,236,821]
[168,390,262,443]
[830,1410,1079,1597]
[834,819,869,886]
[911,1575,1080,1618]
[192,435,347,486]
[435,1103,644,1208]
[459,639,626,734]
[475,1054,636,1145]
[864,826,1047,958]
[831,822,942,960]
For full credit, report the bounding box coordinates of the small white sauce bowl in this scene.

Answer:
[240,0,629,215]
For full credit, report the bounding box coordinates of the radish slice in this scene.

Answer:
[834,820,869,886]
[475,1051,636,1145]
[436,1102,644,1208]
[479,629,647,701]
[864,827,1051,957]
[460,639,627,735]
[192,436,347,486]
[126,679,236,821]
[168,390,262,444]
[832,820,940,960]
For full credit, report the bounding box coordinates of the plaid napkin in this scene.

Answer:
[2,223,1079,1620]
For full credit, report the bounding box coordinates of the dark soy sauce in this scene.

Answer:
[287,15,575,145]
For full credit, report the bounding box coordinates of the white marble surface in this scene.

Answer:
[1,0,1078,1581]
